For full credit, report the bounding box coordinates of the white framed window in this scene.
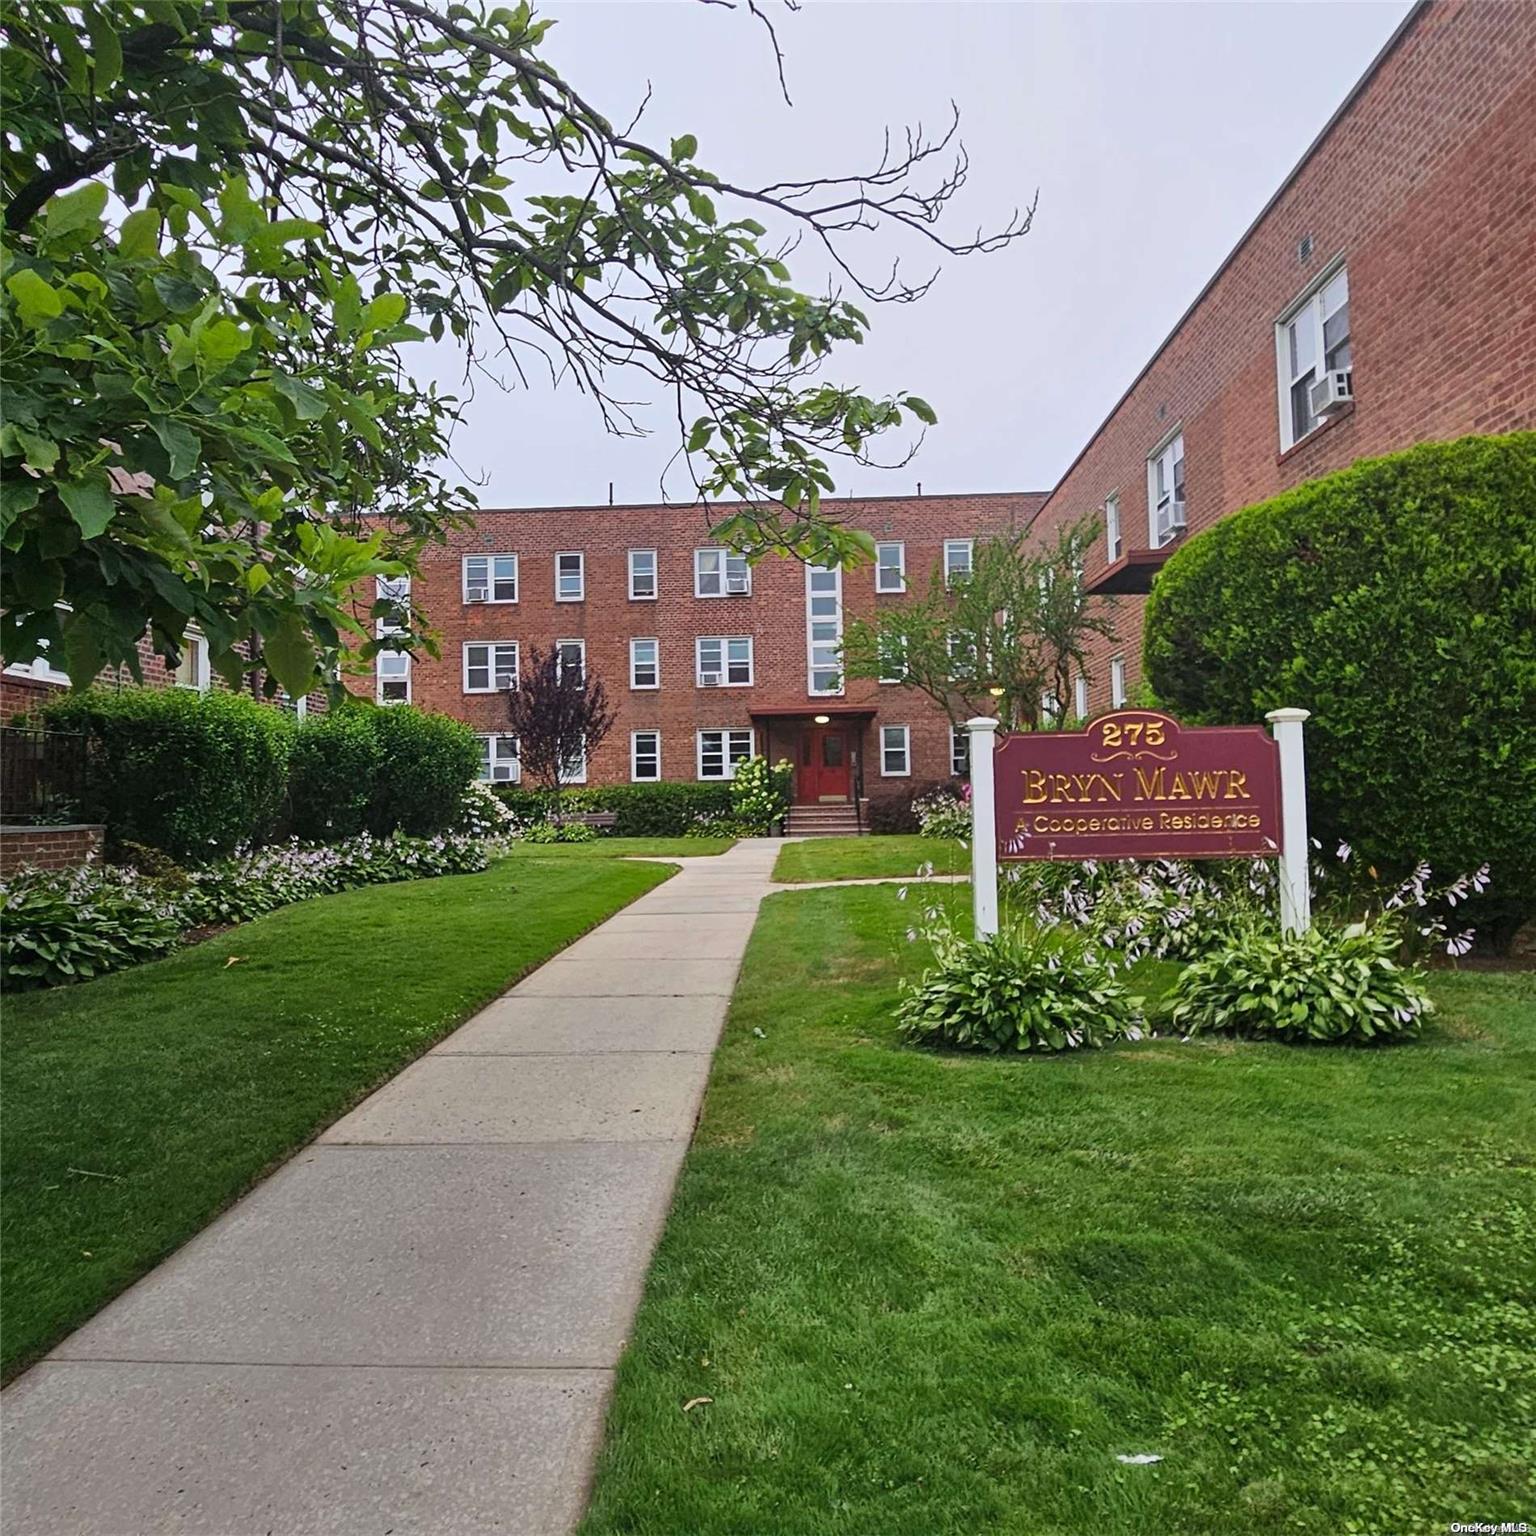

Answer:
[4,633,72,686]
[1277,262,1351,450]
[463,641,519,693]
[1147,431,1186,549]
[1074,674,1089,720]
[1104,493,1122,563]
[555,551,585,602]
[696,635,753,688]
[628,549,657,600]
[880,724,911,777]
[875,541,906,593]
[806,564,843,696]
[697,727,755,780]
[630,637,659,689]
[1110,656,1127,708]
[377,648,410,704]
[630,730,661,782]
[694,547,751,598]
[878,633,907,685]
[173,630,211,691]
[950,724,969,779]
[375,573,411,610]
[944,538,974,588]
[947,631,978,680]
[562,741,588,785]
[477,733,520,783]
[1040,691,1061,727]
[462,553,518,604]
[556,639,585,684]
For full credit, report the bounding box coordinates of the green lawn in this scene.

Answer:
[0,850,672,1381]
[772,833,966,883]
[581,885,1536,1536]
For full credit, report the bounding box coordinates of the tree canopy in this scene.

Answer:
[841,520,1116,731]
[1,0,1029,694]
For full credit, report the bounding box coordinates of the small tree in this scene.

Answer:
[504,645,616,817]
[842,519,1117,731]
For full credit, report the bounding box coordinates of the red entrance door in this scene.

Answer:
[798,726,852,802]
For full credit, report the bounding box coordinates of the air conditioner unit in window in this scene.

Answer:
[725,574,750,595]
[700,673,721,687]
[466,589,488,603]
[1167,499,1187,533]
[1309,368,1354,417]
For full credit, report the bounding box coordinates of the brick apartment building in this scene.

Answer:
[367,0,1534,806]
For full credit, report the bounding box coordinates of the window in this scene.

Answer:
[477,733,520,783]
[806,564,843,696]
[462,553,518,604]
[947,631,978,680]
[562,741,588,785]
[463,641,519,693]
[1110,656,1127,708]
[1277,263,1351,449]
[173,631,210,691]
[694,547,751,597]
[1074,674,1089,720]
[1104,493,1122,563]
[1147,432,1186,548]
[628,549,657,600]
[376,573,411,610]
[3,636,72,686]
[1040,691,1061,727]
[950,724,970,779]
[556,551,585,602]
[377,648,410,704]
[697,728,755,780]
[880,724,911,777]
[556,639,585,684]
[630,637,659,689]
[696,636,753,687]
[875,541,906,593]
[944,538,974,588]
[631,730,661,782]
[878,633,908,684]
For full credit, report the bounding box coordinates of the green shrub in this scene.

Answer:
[869,779,961,835]
[898,922,1142,1053]
[42,686,293,861]
[494,781,733,836]
[288,708,382,840]
[1,863,185,990]
[730,756,792,833]
[365,706,481,836]
[1144,432,1536,938]
[522,820,596,844]
[1164,915,1433,1045]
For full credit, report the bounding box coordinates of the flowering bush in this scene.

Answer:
[2,863,185,991]
[1165,913,1435,1044]
[898,917,1142,1053]
[730,756,793,834]
[1,832,491,991]
[913,785,971,841]
[685,810,749,838]
[458,780,519,838]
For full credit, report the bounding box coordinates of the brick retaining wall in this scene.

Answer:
[0,824,105,876]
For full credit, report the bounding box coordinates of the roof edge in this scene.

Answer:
[463,489,1050,517]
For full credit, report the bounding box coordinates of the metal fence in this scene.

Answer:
[0,728,92,823]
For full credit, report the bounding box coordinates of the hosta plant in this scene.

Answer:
[898,920,1142,1054]
[1164,914,1434,1045]
[522,821,597,845]
[914,786,971,841]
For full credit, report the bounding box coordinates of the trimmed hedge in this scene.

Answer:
[1144,432,1536,935]
[42,687,292,861]
[288,709,382,841]
[363,706,482,837]
[494,781,734,836]
[868,779,963,835]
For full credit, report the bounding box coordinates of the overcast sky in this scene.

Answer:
[413,0,1414,508]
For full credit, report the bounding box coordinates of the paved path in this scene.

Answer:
[2,839,786,1536]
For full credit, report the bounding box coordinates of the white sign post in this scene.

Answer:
[1265,707,1312,934]
[966,716,1000,939]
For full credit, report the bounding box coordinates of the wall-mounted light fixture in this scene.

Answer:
[813,713,830,725]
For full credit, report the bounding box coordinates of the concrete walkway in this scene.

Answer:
[2,839,786,1536]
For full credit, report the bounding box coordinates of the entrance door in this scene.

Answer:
[798,726,851,802]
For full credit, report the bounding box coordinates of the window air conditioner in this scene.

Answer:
[1309,369,1354,417]
[1167,499,1187,532]
[466,588,488,603]
[700,673,721,687]
[726,574,750,595]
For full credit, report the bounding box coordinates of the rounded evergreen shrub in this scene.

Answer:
[42,686,293,860]
[364,706,481,836]
[288,708,382,841]
[1144,432,1536,937]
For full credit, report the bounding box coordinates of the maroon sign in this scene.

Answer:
[994,710,1282,861]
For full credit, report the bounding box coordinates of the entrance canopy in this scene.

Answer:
[747,703,877,722]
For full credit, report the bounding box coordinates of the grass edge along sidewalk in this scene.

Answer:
[1,848,673,1381]
[772,834,965,884]
[579,882,1536,1536]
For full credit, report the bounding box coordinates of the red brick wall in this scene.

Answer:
[348,493,1045,792]
[1028,0,1536,707]
[0,824,104,876]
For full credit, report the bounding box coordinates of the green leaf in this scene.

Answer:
[118,208,162,259]
[361,293,407,333]
[58,473,116,537]
[272,373,329,422]
[262,612,317,695]
[16,429,60,473]
[670,133,698,162]
[152,272,205,312]
[904,395,938,426]
[151,419,201,478]
[45,181,110,239]
[86,6,123,89]
[60,608,104,689]
[5,269,64,326]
